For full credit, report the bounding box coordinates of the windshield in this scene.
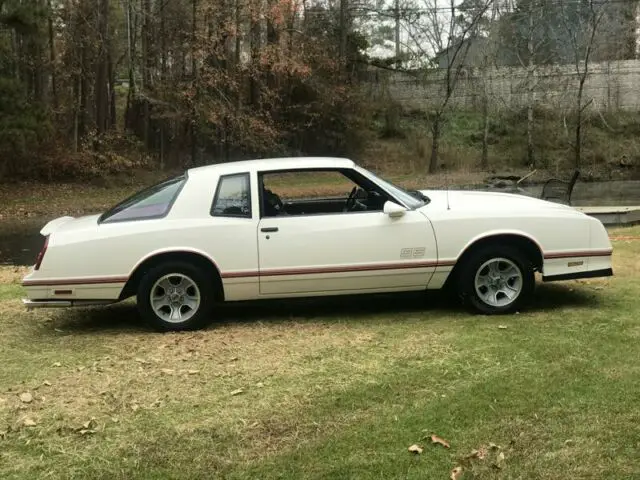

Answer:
[355,166,428,209]
[99,174,187,223]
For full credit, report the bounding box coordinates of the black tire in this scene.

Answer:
[136,261,216,331]
[456,245,535,315]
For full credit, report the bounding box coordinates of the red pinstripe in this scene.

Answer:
[23,276,128,287]
[222,259,456,279]
[22,248,611,287]
[543,249,612,260]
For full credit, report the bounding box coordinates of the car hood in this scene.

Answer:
[40,214,101,236]
[417,189,583,215]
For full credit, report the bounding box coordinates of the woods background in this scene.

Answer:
[1,0,640,182]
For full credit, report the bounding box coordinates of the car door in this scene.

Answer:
[257,197,438,296]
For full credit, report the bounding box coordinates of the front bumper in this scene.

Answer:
[542,267,613,282]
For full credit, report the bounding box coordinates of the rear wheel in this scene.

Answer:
[137,261,215,331]
[457,245,534,315]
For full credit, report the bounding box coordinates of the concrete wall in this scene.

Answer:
[363,60,640,112]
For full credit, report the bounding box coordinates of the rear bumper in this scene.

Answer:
[23,299,115,308]
[542,268,613,282]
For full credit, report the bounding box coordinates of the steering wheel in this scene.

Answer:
[264,188,284,215]
[345,186,358,211]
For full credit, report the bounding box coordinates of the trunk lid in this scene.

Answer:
[40,214,101,236]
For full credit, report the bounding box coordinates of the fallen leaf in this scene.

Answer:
[78,418,97,432]
[498,325,508,329]
[52,362,61,367]
[488,442,500,450]
[408,444,423,454]
[230,388,244,396]
[19,393,33,403]
[23,418,37,427]
[450,466,463,480]
[466,448,487,460]
[431,434,450,448]
[493,451,506,469]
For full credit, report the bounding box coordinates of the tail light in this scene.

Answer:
[34,235,49,270]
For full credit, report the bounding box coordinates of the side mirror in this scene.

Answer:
[383,201,407,218]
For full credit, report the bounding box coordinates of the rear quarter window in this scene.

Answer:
[211,173,252,218]
[99,175,187,223]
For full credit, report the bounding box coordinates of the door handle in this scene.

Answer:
[261,227,279,233]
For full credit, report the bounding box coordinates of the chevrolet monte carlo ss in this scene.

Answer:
[22,157,613,331]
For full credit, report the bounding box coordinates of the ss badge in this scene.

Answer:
[400,247,425,258]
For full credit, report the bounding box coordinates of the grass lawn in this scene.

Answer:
[1,227,639,479]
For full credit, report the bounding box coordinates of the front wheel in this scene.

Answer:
[457,246,535,315]
[137,261,215,331]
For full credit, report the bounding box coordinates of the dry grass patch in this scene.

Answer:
[0,266,29,284]
[1,293,461,477]
[1,227,639,478]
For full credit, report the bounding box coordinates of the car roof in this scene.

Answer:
[186,157,356,178]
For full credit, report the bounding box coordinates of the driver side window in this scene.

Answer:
[259,169,388,217]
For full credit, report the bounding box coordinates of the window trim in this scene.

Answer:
[257,167,399,219]
[98,173,188,224]
[210,172,253,219]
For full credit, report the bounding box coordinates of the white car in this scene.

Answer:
[22,157,613,331]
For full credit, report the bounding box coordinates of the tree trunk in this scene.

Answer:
[575,77,586,168]
[79,46,88,138]
[481,93,489,170]
[108,49,116,130]
[190,0,198,167]
[95,0,110,135]
[526,3,535,167]
[429,117,441,174]
[394,0,400,65]
[141,0,151,148]
[159,0,167,167]
[73,75,80,152]
[339,0,348,70]
[47,0,58,108]
[250,2,261,107]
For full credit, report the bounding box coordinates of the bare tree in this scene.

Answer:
[403,0,493,173]
[468,0,500,169]
[559,0,609,168]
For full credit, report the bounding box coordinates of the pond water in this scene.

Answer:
[2,180,639,266]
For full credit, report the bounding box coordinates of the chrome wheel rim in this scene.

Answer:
[474,258,523,308]
[150,273,201,323]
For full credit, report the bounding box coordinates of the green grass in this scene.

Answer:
[1,228,640,479]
